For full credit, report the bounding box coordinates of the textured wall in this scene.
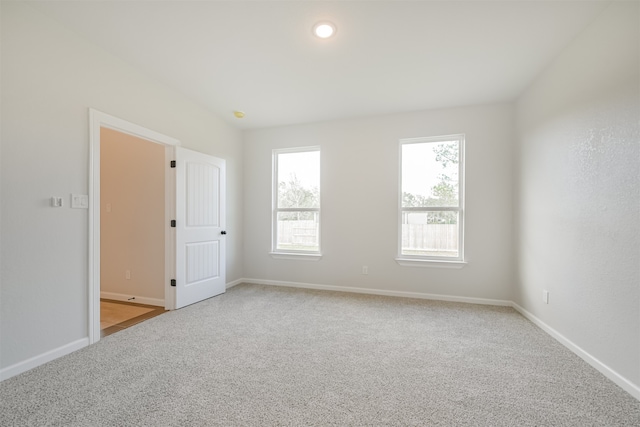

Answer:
[244,103,514,301]
[514,1,639,389]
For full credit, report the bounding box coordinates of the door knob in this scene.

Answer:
[221,231,227,235]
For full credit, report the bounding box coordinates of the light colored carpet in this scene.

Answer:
[1,283,638,426]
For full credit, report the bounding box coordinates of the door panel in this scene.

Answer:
[175,147,226,309]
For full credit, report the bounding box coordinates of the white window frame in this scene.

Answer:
[396,134,466,268]
[270,146,322,261]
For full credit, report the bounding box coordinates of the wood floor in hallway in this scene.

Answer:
[100,299,165,338]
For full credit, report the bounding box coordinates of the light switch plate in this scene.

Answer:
[71,194,89,209]
[543,290,550,304]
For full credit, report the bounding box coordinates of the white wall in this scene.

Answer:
[101,128,165,303]
[244,103,514,301]
[0,2,243,371]
[514,0,639,392]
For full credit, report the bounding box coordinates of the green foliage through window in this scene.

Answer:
[278,173,319,210]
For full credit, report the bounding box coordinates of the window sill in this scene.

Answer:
[395,258,467,269]
[270,252,323,261]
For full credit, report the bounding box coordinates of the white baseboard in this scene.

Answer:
[0,338,89,382]
[241,278,512,306]
[512,302,640,401]
[226,278,244,290]
[100,291,164,307]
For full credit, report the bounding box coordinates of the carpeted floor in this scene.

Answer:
[1,283,638,426]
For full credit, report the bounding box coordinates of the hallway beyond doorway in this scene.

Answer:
[100,299,165,338]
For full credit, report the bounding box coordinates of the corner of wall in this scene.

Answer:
[512,0,640,394]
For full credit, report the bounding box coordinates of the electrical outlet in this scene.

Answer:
[126,270,131,280]
[51,197,63,207]
[362,266,368,275]
[543,290,549,304]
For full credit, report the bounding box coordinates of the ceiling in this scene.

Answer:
[28,0,610,129]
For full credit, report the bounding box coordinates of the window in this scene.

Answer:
[398,135,465,264]
[272,147,321,257]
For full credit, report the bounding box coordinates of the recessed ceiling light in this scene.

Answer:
[313,22,336,39]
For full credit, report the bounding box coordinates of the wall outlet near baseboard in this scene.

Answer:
[362,266,368,275]
[125,270,131,280]
[543,290,549,304]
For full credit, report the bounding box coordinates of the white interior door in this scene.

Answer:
[174,147,226,309]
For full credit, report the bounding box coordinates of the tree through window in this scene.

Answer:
[273,147,320,254]
[399,135,465,261]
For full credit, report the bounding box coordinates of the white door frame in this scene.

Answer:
[88,109,180,344]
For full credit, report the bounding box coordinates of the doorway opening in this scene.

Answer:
[89,109,227,344]
[89,109,179,344]
[99,127,168,337]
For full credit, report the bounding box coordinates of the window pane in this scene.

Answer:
[402,141,459,207]
[277,151,320,208]
[276,211,319,252]
[401,211,459,257]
